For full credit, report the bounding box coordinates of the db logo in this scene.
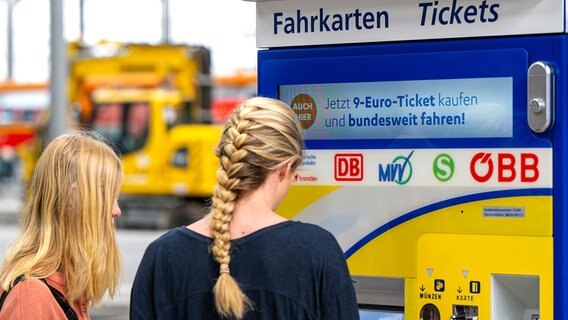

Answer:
[469,152,539,183]
[334,153,363,181]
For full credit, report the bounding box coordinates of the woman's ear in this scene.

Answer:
[279,161,293,179]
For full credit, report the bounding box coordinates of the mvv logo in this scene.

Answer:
[378,150,414,185]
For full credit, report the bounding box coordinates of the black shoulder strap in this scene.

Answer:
[39,278,79,320]
[0,291,6,311]
[0,275,25,311]
[0,276,78,320]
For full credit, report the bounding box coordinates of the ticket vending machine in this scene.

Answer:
[250,0,566,319]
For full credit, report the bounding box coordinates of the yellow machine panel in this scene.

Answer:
[416,233,552,319]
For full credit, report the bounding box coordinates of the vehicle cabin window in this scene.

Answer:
[91,101,150,155]
[170,147,188,168]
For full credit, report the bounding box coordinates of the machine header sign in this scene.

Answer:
[255,0,564,47]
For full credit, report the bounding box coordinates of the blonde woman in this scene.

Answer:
[131,97,359,319]
[0,133,123,320]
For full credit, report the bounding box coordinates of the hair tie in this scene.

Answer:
[220,263,230,274]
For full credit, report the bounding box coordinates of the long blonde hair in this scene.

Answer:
[210,97,303,319]
[0,132,123,306]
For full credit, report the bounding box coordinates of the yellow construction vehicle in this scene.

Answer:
[68,42,222,228]
[69,42,213,124]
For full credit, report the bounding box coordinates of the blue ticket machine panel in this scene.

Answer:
[259,35,564,320]
[253,1,566,319]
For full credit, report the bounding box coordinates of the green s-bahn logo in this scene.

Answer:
[433,153,455,182]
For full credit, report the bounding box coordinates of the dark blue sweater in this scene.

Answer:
[130,221,359,320]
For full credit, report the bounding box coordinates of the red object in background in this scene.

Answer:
[211,72,257,124]
[211,97,243,124]
[0,82,48,148]
[0,130,34,147]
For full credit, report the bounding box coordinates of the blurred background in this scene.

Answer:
[0,0,257,80]
[0,0,257,318]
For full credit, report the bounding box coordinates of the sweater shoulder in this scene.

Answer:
[0,278,64,319]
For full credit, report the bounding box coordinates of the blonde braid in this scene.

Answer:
[208,97,304,319]
[210,107,254,319]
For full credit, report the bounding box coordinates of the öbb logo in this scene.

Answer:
[334,153,363,181]
[469,152,539,183]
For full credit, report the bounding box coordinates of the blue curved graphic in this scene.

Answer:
[345,188,553,258]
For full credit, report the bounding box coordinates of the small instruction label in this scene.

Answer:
[483,206,525,218]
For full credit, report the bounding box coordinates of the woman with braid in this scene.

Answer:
[130,97,359,319]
